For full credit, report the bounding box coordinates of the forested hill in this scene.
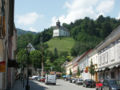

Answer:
[16,28,37,36]
[62,15,120,56]
[17,15,120,56]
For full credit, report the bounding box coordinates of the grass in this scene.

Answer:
[46,37,75,54]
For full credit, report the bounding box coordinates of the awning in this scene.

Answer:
[108,64,120,69]
[98,69,102,72]
[102,68,105,71]
[0,61,6,72]
[109,66,114,69]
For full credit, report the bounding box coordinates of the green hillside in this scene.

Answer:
[46,37,75,54]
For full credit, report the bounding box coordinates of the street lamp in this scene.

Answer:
[25,45,32,90]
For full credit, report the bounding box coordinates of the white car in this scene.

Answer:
[45,74,56,85]
[32,75,39,80]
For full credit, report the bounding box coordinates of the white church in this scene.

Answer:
[53,20,70,37]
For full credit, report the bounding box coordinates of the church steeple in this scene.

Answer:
[56,20,60,28]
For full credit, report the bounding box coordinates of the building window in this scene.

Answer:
[111,72,115,79]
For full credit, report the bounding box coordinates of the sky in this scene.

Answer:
[14,0,120,32]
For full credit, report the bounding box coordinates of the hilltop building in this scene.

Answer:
[27,43,35,52]
[53,20,70,37]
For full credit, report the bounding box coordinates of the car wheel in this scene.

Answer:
[83,84,85,87]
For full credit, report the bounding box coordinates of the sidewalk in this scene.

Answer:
[10,80,25,90]
[10,80,48,90]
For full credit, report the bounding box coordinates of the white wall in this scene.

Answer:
[98,39,120,69]
[78,56,91,79]
[53,28,70,37]
[53,29,59,37]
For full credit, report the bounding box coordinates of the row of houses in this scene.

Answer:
[0,0,17,90]
[63,25,120,82]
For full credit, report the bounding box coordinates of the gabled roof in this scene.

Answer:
[77,49,92,62]
[27,43,35,52]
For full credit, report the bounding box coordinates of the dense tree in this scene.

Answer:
[17,49,31,68]
[89,60,95,80]
[30,50,42,70]
[54,48,58,59]
[69,69,72,76]
[77,67,80,77]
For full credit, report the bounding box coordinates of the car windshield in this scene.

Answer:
[79,79,83,81]
[109,80,120,86]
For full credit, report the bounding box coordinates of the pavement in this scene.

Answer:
[10,79,48,90]
[11,79,96,90]
[10,80,25,90]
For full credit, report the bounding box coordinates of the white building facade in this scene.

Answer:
[97,25,120,80]
[78,50,92,80]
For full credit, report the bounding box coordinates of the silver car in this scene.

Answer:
[76,78,83,85]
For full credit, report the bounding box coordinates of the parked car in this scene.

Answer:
[37,76,41,81]
[76,78,83,85]
[39,77,45,82]
[32,75,39,80]
[96,81,103,90]
[83,79,96,88]
[102,79,120,90]
[72,78,77,83]
[69,78,72,83]
[45,74,56,85]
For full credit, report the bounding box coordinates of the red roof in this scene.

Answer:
[77,49,92,62]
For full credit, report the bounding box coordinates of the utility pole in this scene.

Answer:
[40,35,44,77]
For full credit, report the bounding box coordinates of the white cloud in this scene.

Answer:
[51,0,115,26]
[116,12,120,19]
[96,0,114,14]
[29,27,37,32]
[16,12,43,25]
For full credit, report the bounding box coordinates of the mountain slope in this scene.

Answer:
[16,28,36,36]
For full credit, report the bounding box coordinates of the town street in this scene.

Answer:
[29,79,95,90]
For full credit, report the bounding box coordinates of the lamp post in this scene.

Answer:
[40,36,44,77]
[25,45,32,90]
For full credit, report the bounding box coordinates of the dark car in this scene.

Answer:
[83,79,96,88]
[102,79,120,90]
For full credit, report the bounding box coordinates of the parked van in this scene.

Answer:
[45,74,56,85]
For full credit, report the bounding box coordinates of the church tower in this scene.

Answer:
[56,20,60,28]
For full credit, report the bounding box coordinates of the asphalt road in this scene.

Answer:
[30,79,96,90]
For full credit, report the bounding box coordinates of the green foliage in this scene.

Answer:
[89,60,95,78]
[46,37,75,54]
[68,15,120,56]
[54,48,58,59]
[77,67,80,76]
[69,69,72,76]
[17,49,30,67]
[30,50,42,69]
[17,33,35,52]
[17,28,36,36]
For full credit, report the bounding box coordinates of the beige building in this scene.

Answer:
[0,0,17,90]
